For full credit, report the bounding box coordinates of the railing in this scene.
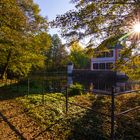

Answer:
[0,78,140,140]
[64,86,140,140]
[36,84,140,140]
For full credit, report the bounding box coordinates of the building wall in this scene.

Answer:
[91,49,117,70]
[91,48,129,71]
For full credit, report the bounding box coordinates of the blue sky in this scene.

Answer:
[34,0,75,41]
[34,0,74,20]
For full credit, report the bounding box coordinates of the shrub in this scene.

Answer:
[68,83,84,96]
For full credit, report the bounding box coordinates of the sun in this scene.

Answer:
[127,19,140,40]
[124,10,140,41]
[133,22,140,33]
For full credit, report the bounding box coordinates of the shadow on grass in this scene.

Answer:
[65,98,110,140]
[23,95,110,140]
[0,111,27,139]
[65,95,140,140]
[0,79,63,101]
[0,81,44,101]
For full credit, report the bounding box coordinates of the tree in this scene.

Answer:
[119,55,140,80]
[52,0,140,47]
[51,0,140,78]
[0,0,51,79]
[69,42,90,69]
[46,34,68,71]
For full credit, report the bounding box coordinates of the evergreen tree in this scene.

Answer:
[46,34,68,71]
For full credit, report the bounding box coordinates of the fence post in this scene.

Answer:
[27,78,30,97]
[17,79,19,93]
[111,86,115,140]
[42,79,45,104]
[66,86,68,115]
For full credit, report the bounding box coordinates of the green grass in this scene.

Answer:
[17,93,108,139]
[16,92,140,140]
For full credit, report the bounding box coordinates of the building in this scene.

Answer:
[91,43,129,71]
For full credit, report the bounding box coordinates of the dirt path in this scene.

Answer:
[0,99,49,140]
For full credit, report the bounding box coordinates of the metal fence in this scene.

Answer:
[0,77,140,140]
[64,87,140,140]
[24,77,140,140]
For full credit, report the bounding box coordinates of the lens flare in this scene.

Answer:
[124,10,140,41]
[133,23,140,33]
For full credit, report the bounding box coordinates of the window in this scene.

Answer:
[96,50,113,58]
[106,50,113,57]
[99,63,105,69]
[106,63,113,69]
[102,52,106,57]
[97,52,106,58]
[118,49,121,57]
[93,63,98,69]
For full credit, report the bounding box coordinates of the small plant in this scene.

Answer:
[69,83,84,96]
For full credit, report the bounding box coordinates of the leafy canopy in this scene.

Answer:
[52,0,140,47]
[0,0,51,78]
[51,0,140,79]
[70,42,90,69]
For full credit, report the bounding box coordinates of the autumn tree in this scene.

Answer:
[119,54,140,80]
[51,0,140,78]
[52,0,140,45]
[0,0,51,79]
[69,42,90,69]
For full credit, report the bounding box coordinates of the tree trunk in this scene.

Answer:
[0,51,11,79]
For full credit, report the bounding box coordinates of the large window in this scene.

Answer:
[106,63,113,69]
[99,63,105,69]
[106,50,113,57]
[93,63,99,69]
[97,52,105,58]
[96,50,114,58]
[93,62,114,70]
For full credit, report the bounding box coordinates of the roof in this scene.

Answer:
[95,43,124,52]
[97,34,125,50]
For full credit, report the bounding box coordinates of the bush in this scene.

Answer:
[69,83,84,96]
